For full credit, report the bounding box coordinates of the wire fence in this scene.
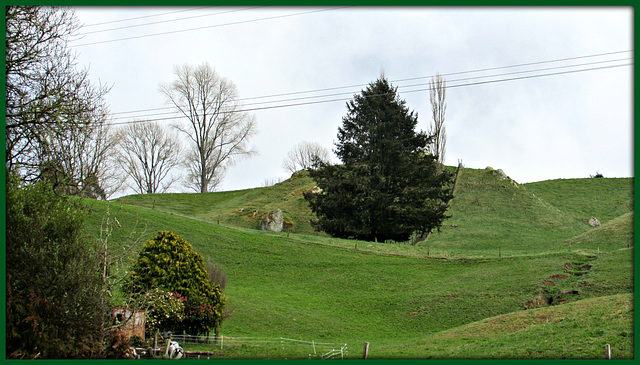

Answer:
[157,332,631,359]
[166,333,348,359]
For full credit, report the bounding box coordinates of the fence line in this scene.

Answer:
[167,333,348,359]
[159,333,631,359]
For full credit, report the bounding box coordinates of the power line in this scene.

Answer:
[111,57,631,122]
[107,62,632,127]
[80,7,211,27]
[395,56,633,92]
[78,7,266,36]
[72,7,349,47]
[212,50,634,103]
[398,50,633,83]
[106,53,632,122]
[108,50,632,116]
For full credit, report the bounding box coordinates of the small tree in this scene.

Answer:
[428,73,447,166]
[139,288,185,337]
[282,141,331,174]
[127,231,226,336]
[115,121,182,194]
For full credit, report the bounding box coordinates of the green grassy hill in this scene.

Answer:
[83,167,633,359]
[116,171,319,235]
[383,293,633,359]
[115,167,633,257]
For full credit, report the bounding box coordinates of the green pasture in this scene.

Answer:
[82,167,634,359]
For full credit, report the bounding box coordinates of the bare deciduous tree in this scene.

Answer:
[282,141,331,174]
[428,73,447,166]
[160,62,257,193]
[37,99,121,200]
[262,176,284,187]
[6,6,111,183]
[115,121,182,194]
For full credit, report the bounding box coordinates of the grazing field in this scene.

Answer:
[83,167,634,359]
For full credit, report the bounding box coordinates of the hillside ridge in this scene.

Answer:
[113,167,633,257]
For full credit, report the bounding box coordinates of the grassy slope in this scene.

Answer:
[383,293,633,359]
[524,177,634,224]
[116,168,633,257]
[92,168,633,359]
[116,171,319,235]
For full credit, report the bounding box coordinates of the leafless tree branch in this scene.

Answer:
[160,62,257,193]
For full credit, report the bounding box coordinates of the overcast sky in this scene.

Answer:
[70,6,633,196]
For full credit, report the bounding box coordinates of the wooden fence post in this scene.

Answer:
[363,342,369,359]
[605,344,612,359]
[164,333,172,359]
[154,330,158,349]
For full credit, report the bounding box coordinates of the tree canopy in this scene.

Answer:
[6,174,108,358]
[127,231,226,336]
[304,78,454,243]
[5,6,117,198]
[160,62,256,193]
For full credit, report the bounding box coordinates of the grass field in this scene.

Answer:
[83,167,634,359]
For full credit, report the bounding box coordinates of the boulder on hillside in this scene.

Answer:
[260,209,284,232]
[588,217,601,227]
[307,186,323,195]
[493,168,508,180]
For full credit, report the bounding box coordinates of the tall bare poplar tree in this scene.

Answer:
[160,63,256,193]
[428,73,447,166]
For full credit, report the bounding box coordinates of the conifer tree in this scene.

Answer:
[305,78,453,243]
[127,231,226,336]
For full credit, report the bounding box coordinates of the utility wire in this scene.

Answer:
[81,7,211,27]
[108,50,632,116]
[72,7,349,47]
[79,7,266,35]
[107,62,631,127]
[110,57,631,122]
[107,54,632,122]
[207,50,634,103]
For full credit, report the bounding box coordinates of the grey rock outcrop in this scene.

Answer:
[494,168,508,180]
[588,217,601,227]
[260,209,284,232]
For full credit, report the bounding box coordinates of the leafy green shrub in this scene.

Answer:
[141,288,185,337]
[182,294,224,337]
[5,174,108,358]
[127,231,226,336]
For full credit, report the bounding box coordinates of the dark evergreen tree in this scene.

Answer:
[304,78,454,243]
